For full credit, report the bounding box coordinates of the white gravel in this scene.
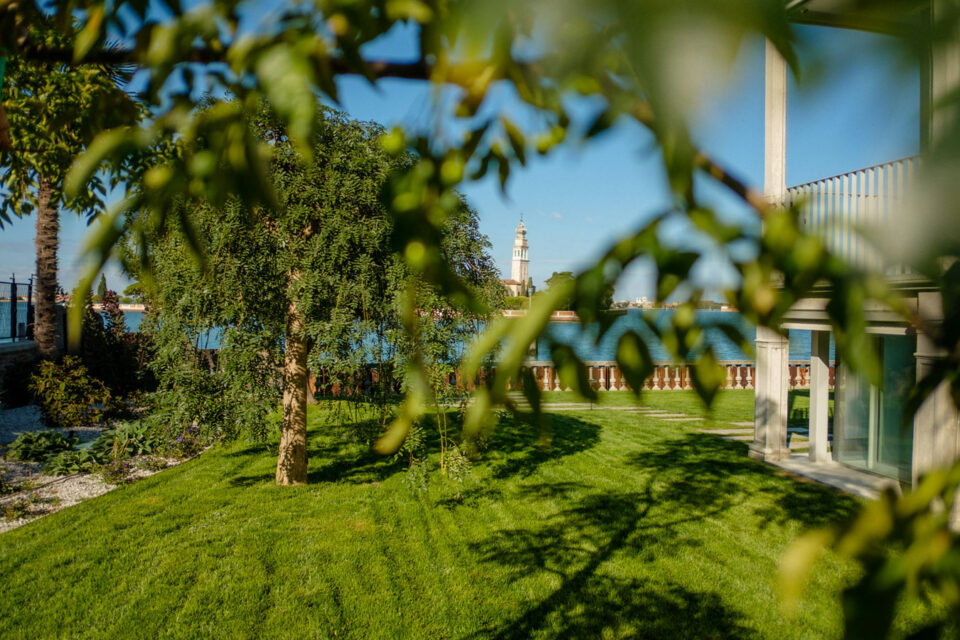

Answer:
[0,455,181,533]
[0,404,183,533]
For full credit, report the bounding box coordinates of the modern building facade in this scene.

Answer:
[751,1,960,489]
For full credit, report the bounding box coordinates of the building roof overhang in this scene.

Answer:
[786,0,929,35]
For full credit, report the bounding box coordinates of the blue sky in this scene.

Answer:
[0,20,919,300]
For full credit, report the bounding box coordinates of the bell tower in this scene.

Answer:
[510,219,529,289]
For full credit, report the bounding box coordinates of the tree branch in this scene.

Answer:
[16,41,434,80]
[17,42,769,217]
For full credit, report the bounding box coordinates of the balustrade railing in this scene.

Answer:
[786,156,918,275]
[310,361,834,396]
[516,361,829,392]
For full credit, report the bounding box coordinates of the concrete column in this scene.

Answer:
[913,346,960,485]
[932,0,960,144]
[809,331,831,463]
[750,326,790,462]
[764,39,788,204]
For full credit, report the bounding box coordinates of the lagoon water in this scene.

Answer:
[117,308,830,363]
[535,310,831,363]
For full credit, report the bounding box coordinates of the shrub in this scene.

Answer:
[90,422,160,461]
[137,456,169,472]
[502,296,530,310]
[0,359,37,408]
[2,497,30,521]
[5,431,77,462]
[161,426,204,459]
[97,459,130,485]
[44,450,99,476]
[30,357,112,429]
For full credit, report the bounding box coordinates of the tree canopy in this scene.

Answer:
[135,102,501,482]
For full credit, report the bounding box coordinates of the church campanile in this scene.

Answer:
[510,219,529,287]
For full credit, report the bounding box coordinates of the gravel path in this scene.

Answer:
[0,406,105,445]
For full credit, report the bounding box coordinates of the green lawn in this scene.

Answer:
[1,391,864,639]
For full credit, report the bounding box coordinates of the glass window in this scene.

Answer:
[834,335,915,482]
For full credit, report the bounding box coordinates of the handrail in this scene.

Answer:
[786,155,920,191]
[785,156,919,274]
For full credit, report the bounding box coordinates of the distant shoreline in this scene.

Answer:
[501,307,738,321]
[91,303,146,312]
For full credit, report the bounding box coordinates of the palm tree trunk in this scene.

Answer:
[34,177,59,360]
[276,287,309,485]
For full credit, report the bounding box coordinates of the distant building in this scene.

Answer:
[501,219,530,297]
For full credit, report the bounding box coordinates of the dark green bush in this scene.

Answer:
[79,295,157,397]
[136,456,169,472]
[97,459,130,484]
[5,431,77,462]
[44,450,99,476]
[0,359,37,408]
[91,422,160,461]
[29,356,112,429]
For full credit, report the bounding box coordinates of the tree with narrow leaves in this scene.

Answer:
[137,103,499,485]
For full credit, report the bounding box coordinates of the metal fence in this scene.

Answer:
[0,277,33,342]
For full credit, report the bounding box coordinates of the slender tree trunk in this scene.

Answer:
[34,177,59,361]
[276,288,309,485]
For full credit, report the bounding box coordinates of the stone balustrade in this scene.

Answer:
[311,360,834,396]
[506,361,833,392]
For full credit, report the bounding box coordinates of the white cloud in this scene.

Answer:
[534,209,563,221]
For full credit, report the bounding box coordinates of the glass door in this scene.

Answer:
[834,335,915,483]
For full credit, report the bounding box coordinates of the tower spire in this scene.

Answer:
[511,217,529,289]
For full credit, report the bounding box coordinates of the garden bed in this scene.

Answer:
[0,405,184,533]
[0,454,181,533]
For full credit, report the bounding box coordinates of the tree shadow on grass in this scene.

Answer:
[468,435,861,639]
[467,486,757,639]
[483,414,602,480]
[229,414,601,488]
[630,432,859,529]
[752,481,859,529]
[624,433,759,515]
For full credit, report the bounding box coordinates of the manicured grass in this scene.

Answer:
[540,389,829,426]
[538,388,756,425]
[1,394,864,639]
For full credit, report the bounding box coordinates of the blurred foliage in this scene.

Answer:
[4,1,960,635]
[502,296,529,310]
[782,465,960,639]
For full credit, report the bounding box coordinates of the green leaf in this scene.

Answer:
[616,331,654,396]
[550,343,597,401]
[75,6,105,62]
[690,346,725,407]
